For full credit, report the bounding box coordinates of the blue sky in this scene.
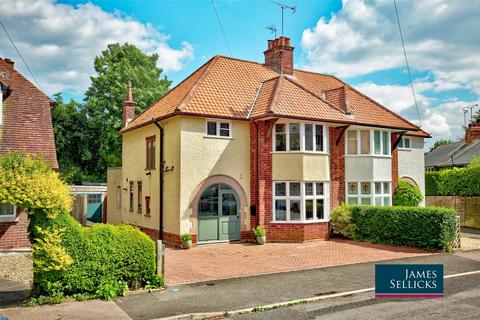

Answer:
[0,0,478,147]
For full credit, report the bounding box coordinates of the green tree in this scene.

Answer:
[430,139,452,151]
[84,43,171,180]
[52,94,96,184]
[474,109,480,123]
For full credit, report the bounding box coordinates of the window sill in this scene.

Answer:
[0,216,19,223]
[270,219,330,224]
[398,148,411,151]
[203,135,233,140]
[344,154,392,158]
[145,168,156,171]
[271,151,329,155]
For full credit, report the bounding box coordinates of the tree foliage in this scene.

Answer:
[53,43,171,183]
[83,43,171,179]
[430,139,453,152]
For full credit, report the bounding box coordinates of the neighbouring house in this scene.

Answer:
[0,57,58,251]
[425,122,480,171]
[70,184,107,226]
[107,37,429,246]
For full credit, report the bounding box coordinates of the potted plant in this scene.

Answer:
[181,233,192,249]
[252,226,266,245]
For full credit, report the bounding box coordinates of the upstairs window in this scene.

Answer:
[273,122,327,153]
[398,137,411,149]
[0,202,16,220]
[347,129,390,156]
[205,120,231,138]
[146,136,156,169]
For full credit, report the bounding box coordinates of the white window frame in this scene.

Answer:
[272,181,330,223]
[398,137,411,150]
[0,90,3,126]
[0,202,17,221]
[204,119,232,139]
[272,121,329,154]
[345,128,391,157]
[346,181,392,206]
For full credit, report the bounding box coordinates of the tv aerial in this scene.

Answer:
[271,1,296,36]
[266,25,277,38]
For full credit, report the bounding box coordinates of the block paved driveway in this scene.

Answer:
[164,239,429,285]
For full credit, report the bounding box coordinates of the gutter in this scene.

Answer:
[153,120,164,241]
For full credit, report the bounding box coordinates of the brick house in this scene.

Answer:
[107,37,429,246]
[0,57,58,251]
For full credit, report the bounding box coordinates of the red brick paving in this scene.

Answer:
[164,239,429,285]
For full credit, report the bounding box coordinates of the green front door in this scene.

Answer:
[198,184,240,242]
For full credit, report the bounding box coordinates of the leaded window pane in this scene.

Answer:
[361,182,371,195]
[275,183,286,196]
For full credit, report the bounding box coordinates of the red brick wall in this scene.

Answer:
[391,133,399,192]
[0,209,30,250]
[248,120,331,242]
[329,127,346,210]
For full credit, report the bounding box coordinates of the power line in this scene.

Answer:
[210,0,232,56]
[0,20,41,89]
[393,0,421,126]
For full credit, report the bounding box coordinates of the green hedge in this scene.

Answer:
[425,163,480,196]
[29,211,157,300]
[425,172,440,196]
[437,165,480,196]
[335,206,457,252]
[393,181,423,206]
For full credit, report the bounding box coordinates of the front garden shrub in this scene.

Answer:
[29,211,157,299]
[393,181,423,206]
[330,203,356,238]
[0,153,159,302]
[350,206,457,252]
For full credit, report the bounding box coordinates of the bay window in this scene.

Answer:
[347,181,391,206]
[273,181,329,222]
[273,122,327,153]
[347,128,390,156]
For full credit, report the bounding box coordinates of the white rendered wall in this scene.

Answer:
[398,137,426,206]
[345,156,392,182]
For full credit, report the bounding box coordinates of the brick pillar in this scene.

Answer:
[329,127,346,210]
[250,121,273,228]
[391,133,399,192]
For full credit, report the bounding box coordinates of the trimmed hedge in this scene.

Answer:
[425,172,440,196]
[437,165,480,196]
[334,206,457,252]
[29,210,157,300]
[425,162,480,196]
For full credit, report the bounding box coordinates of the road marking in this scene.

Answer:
[444,270,480,279]
[154,269,480,320]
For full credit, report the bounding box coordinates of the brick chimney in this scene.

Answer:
[3,58,14,68]
[264,36,294,75]
[122,81,136,128]
[465,123,480,144]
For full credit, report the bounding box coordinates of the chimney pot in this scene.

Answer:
[4,58,14,67]
[264,36,294,75]
[122,81,136,128]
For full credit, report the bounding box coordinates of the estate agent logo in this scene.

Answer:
[375,264,443,298]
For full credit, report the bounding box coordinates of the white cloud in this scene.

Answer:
[0,0,194,96]
[301,0,480,94]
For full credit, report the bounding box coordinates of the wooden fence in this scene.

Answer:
[426,196,480,228]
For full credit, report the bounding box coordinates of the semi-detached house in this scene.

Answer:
[107,37,430,246]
